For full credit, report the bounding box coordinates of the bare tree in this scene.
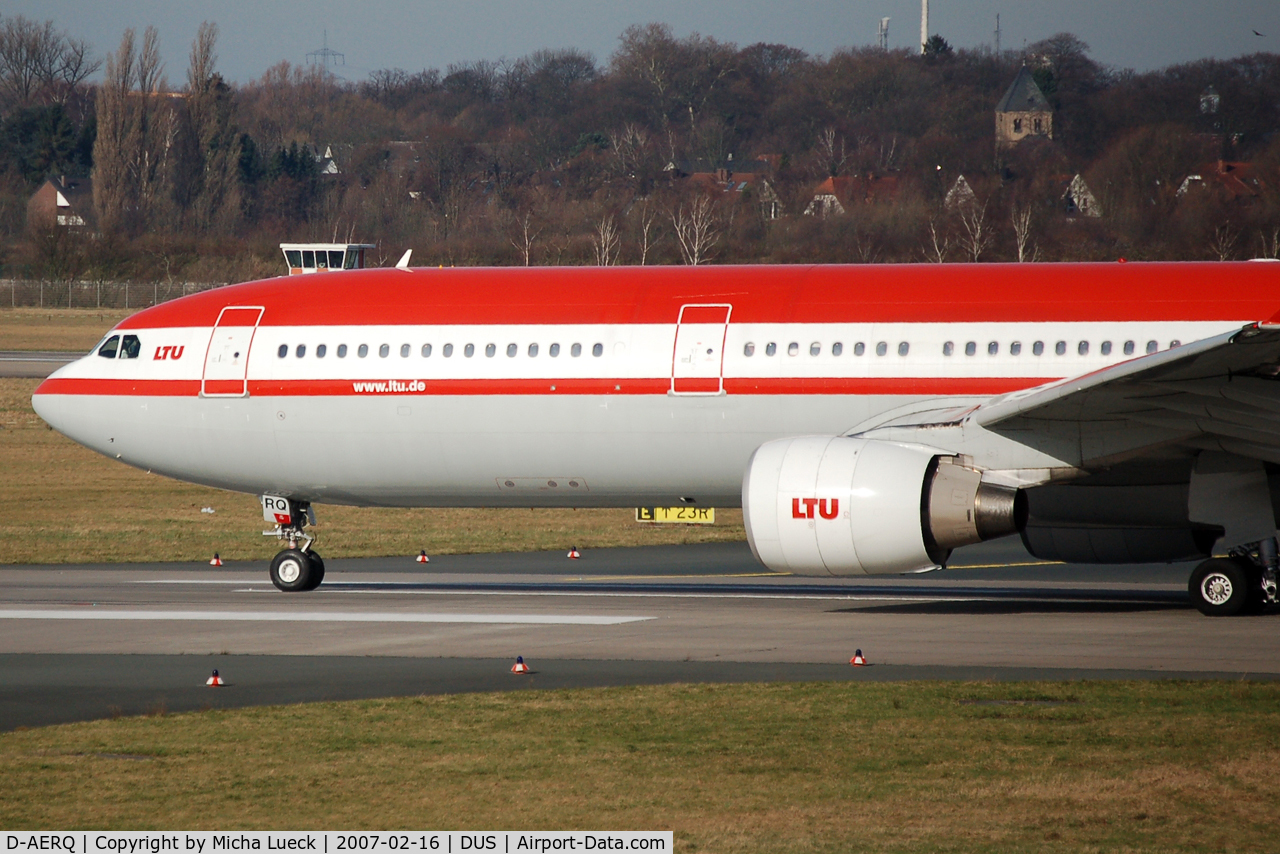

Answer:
[954,200,993,262]
[671,194,719,265]
[923,218,951,263]
[590,213,621,266]
[508,211,542,266]
[181,22,240,232]
[0,15,99,111]
[1210,223,1239,262]
[634,199,662,265]
[1011,203,1039,263]
[1259,227,1280,260]
[816,126,848,178]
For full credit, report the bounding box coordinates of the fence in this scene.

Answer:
[0,279,229,310]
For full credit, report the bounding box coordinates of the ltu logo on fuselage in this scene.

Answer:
[792,497,839,519]
[153,345,185,360]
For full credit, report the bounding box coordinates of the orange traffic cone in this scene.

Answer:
[206,669,225,686]
[209,553,223,566]
[511,656,531,674]
[567,546,581,559]
[850,649,867,667]
[416,550,430,563]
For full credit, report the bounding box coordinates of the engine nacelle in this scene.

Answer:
[742,436,1017,576]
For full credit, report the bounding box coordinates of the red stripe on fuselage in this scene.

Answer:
[109,262,1280,332]
[34,376,1048,398]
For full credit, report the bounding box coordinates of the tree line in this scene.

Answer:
[1,15,1279,284]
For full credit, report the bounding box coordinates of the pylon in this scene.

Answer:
[206,669,225,686]
[511,655,531,674]
[416,550,430,563]
[567,546,581,559]
[850,649,867,666]
[209,553,223,566]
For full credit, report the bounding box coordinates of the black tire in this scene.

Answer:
[1189,558,1249,616]
[302,551,325,591]
[270,548,314,592]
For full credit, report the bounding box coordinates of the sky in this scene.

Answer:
[8,1,1280,86]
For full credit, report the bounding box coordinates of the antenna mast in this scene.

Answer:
[920,0,929,54]
[878,17,890,50]
[994,13,1001,56]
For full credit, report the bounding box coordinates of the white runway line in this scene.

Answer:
[0,609,653,626]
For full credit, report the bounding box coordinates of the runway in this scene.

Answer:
[0,350,76,378]
[2,538,1277,730]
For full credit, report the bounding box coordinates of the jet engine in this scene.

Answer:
[742,436,1017,576]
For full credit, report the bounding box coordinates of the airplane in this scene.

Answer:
[30,260,1280,616]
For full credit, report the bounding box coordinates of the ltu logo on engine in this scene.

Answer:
[792,497,839,520]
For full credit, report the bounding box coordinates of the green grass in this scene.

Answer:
[0,377,745,564]
[3,680,1278,850]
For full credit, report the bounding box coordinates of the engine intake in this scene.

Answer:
[742,436,1016,576]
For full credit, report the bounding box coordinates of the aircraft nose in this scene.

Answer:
[31,357,101,451]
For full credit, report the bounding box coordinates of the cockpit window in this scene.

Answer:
[98,335,120,358]
[119,335,141,359]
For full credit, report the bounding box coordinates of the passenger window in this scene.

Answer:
[571,343,582,357]
[1101,341,1112,356]
[1010,341,1022,355]
[443,344,454,357]
[592,343,603,357]
[1124,341,1135,355]
[400,344,410,357]
[338,344,348,358]
[296,344,306,358]
[277,344,288,359]
[485,343,496,358]
[743,342,755,356]
[549,343,560,357]
[943,341,954,356]
[965,341,976,356]
[876,342,888,356]
[422,344,432,357]
[358,344,369,358]
[1170,340,1181,348]
[898,342,909,356]
[120,335,141,359]
[317,344,327,358]
[464,344,475,357]
[1032,341,1044,356]
[379,344,390,358]
[98,335,120,358]
[765,342,777,356]
[988,341,998,356]
[832,342,843,356]
[809,342,821,356]
[507,344,518,357]
[853,342,865,356]
[528,343,539,357]
[1078,341,1089,355]
[1055,341,1067,356]
[1146,340,1158,354]
[787,342,799,356]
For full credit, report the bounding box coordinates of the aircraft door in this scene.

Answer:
[671,304,732,395]
[202,306,264,397]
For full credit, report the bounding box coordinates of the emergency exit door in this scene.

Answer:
[202,306,264,397]
[671,304,732,395]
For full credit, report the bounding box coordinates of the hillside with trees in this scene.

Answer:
[2,15,1280,286]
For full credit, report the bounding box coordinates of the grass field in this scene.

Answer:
[0,307,130,352]
[3,680,1278,850]
[0,375,745,564]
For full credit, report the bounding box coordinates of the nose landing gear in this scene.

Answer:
[262,495,325,592]
[1189,538,1278,616]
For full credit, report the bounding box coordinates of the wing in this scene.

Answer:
[971,320,1280,468]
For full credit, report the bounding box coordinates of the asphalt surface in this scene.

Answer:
[0,350,76,378]
[2,538,1277,731]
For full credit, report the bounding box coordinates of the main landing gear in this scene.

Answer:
[262,495,324,592]
[1188,538,1278,616]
